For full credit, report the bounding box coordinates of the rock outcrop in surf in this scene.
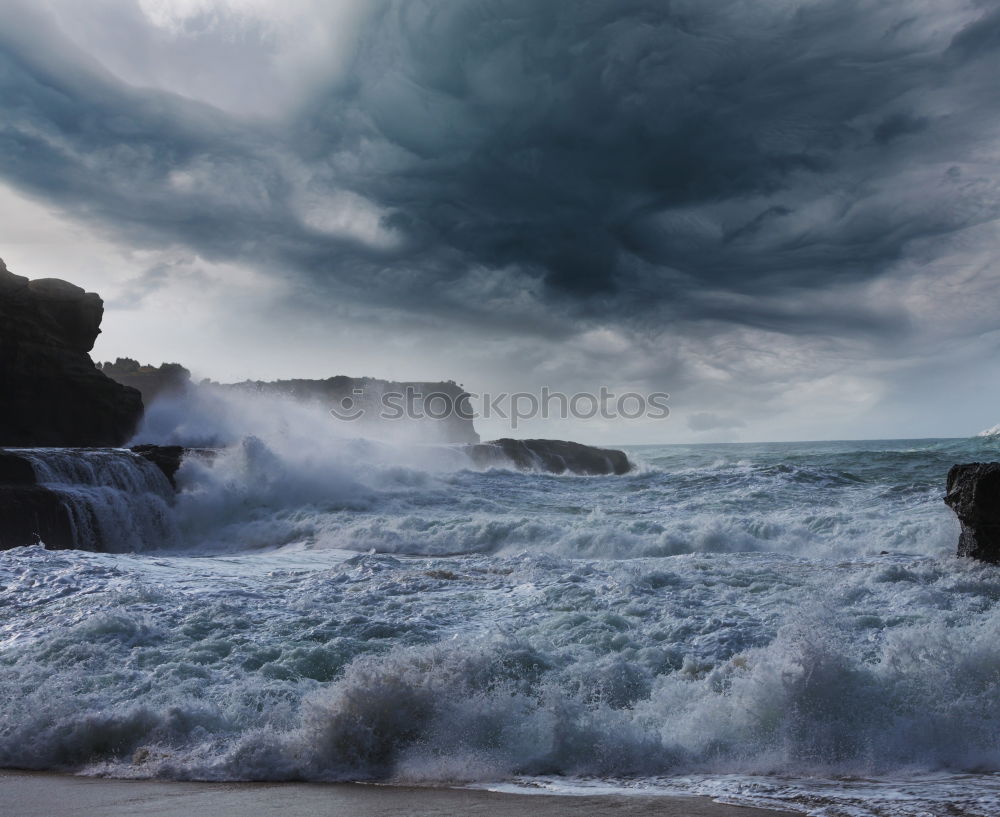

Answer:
[945,462,1000,563]
[0,258,143,447]
[466,438,632,475]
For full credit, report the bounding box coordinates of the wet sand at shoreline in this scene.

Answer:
[0,770,797,817]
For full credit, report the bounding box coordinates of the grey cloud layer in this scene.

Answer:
[2,0,1000,345]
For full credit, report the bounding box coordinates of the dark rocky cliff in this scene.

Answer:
[0,258,143,446]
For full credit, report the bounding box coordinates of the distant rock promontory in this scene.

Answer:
[0,258,143,447]
[98,359,192,405]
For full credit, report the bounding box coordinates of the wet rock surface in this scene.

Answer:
[945,462,1000,563]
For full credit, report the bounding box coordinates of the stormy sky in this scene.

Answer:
[3,0,1000,443]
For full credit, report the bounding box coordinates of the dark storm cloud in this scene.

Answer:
[2,0,999,342]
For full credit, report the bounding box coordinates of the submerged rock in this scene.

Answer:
[466,438,632,475]
[944,462,1000,563]
[0,258,143,446]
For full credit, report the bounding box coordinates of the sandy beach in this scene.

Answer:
[0,771,796,817]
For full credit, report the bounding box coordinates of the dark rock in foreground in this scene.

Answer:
[467,438,632,475]
[0,258,143,446]
[945,462,1000,563]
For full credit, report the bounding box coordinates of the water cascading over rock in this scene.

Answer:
[0,448,178,552]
